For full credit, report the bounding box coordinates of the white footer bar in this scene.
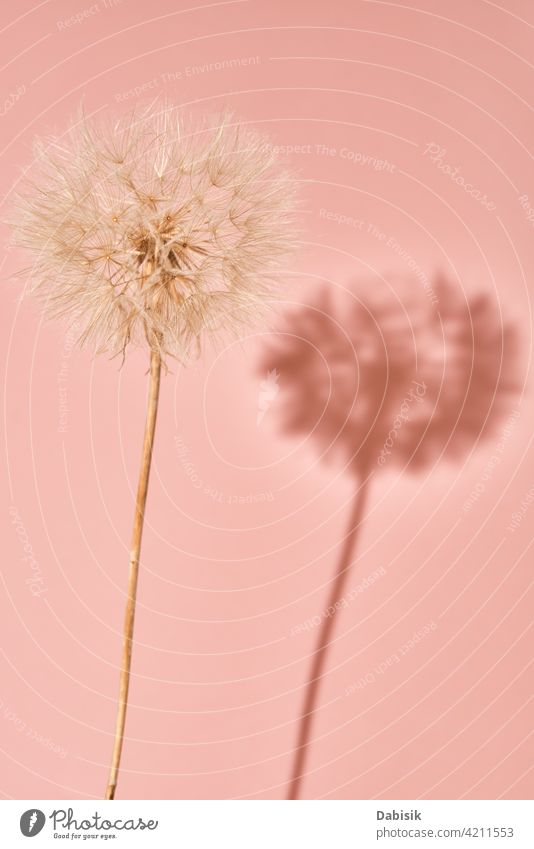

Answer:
[2,799,533,847]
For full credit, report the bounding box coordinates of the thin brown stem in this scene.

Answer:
[105,349,162,800]
[287,472,371,800]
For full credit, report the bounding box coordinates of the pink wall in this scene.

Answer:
[1,0,533,799]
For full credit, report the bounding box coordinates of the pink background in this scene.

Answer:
[1,0,533,800]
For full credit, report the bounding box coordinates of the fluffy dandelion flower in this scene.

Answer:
[11,100,297,800]
[13,101,296,361]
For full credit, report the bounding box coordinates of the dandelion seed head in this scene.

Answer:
[12,101,297,361]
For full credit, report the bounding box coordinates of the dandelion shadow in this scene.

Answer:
[258,272,520,799]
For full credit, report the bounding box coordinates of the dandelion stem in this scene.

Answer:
[287,471,371,800]
[105,348,162,800]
